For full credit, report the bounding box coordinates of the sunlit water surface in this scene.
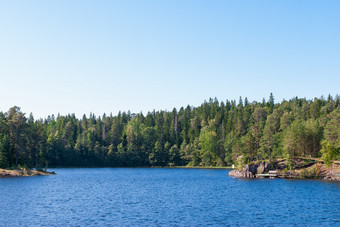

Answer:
[1,168,339,226]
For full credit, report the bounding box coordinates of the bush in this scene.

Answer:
[299,166,318,178]
[236,155,248,170]
[321,141,339,167]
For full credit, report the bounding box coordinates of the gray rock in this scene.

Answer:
[257,162,265,174]
[229,162,273,178]
[228,170,244,178]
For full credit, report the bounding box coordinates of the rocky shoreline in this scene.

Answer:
[228,158,340,181]
[0,168,55,177]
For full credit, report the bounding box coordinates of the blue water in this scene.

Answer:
[0,168,339,226]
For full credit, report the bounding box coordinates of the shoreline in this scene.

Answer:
[39,166,233,169]
[228,169,340,181]
[228,158,340,181]
[0,166,231,177]
[0,168,55,177]
[159,166,232,169]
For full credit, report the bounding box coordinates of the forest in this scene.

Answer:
[0,94,339,169]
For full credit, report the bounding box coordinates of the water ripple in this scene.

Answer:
[0,168,339,226]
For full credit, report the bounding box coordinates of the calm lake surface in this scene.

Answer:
[1,168,339,226]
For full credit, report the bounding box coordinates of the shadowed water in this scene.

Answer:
[1,168,339,226]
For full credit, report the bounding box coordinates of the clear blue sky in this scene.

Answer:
[1,0,339,119]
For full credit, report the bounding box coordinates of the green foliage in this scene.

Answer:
[199,121,220,166]
[283,119,322,158]
[299,166,320,179]
[320,110,340,167]
[0,94,339,168]
[235,155,248,170]
[223,132,235,166]
[321,141,339,167]
[0,134,10,168]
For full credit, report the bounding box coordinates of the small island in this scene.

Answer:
[0,168,55,177]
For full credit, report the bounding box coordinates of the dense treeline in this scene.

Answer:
[0,94,339,169]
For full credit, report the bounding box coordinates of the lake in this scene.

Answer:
[1,168,339,226]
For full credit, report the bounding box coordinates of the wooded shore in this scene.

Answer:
[1,95,339,171]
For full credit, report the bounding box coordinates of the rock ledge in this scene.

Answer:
[0,168,55,177]
[228,159,340,181]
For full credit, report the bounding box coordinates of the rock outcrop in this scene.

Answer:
[324,168,340,181]
[228,158,340,181]
[0,168,55,177]
[228,169,244,178]
[228,162,272,178]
